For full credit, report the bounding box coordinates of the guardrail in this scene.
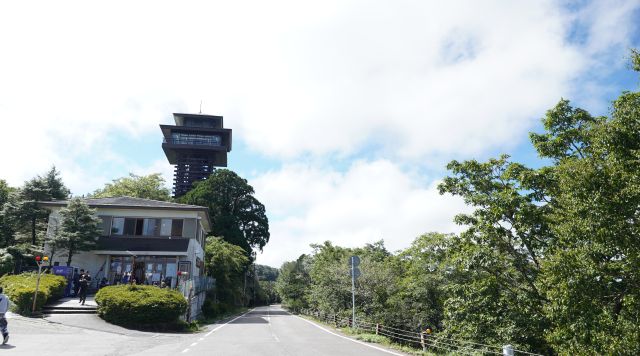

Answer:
[300,309,542,356]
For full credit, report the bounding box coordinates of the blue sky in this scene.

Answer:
[1,0,639,267]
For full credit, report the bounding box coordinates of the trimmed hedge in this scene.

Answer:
[0,273,66,314]
[95,285,187,327]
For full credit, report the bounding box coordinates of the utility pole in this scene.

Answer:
[349,256,360,328]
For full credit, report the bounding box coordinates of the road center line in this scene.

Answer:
[205,308,255,337]
[267,306,280,342]
[293,314,405,356]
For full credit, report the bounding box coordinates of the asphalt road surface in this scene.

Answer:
[135,305,406,356]
[1,306,407,355]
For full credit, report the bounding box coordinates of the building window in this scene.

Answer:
[109,217,183,237]
[160,219,172,236]
[111,218,124,235]
[171,219,183,237]
[123,219,136,235]
[170,132,221,146]
[143,219,158,236]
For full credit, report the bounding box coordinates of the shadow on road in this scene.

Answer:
[230,316,269,324]
[228,308,291,324]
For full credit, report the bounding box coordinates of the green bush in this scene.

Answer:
[95,285,187,328]
[0,273,66,314]
[0,249,13,277]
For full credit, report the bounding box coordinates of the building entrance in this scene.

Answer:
[108,255,179,287]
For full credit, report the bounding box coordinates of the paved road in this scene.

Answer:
[0,306,406,355]
[135,305,405,356]
[0,312,182,355]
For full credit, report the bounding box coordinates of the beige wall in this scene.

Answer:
[43,205,210,281]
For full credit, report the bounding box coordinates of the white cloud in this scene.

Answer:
[0,1,637,267]
[251,160,469,267]
[0,0,638,190]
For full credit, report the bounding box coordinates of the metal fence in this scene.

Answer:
[178,276,215,321]
[301,309,542,356]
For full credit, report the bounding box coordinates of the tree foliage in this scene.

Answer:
[91,173,171,201]
[204,236,249,305]
[0,167,70,273]
[275,50,640,355]
[255,264,279,282]
[181,169,270,254]
[55,198,102,266]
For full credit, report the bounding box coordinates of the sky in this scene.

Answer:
[1,0,639,267]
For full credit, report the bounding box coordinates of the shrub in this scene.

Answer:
[0,249,13,277]
[0,273,66,314]
[95,285,187,328]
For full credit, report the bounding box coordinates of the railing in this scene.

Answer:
[177,276,215,298]
[163,138,222,147]
[300,309,543,356]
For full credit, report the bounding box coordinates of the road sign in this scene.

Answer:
[349,256,360,267]
[352,267,361,279]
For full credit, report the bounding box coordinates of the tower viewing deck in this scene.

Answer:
[160,113,232,197]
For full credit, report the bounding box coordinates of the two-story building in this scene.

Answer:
[41,196,210,288]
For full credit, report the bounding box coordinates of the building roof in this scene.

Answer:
[40,196,205,210]
[40,196,211,231]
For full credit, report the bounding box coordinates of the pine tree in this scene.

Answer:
[56,198,101,267]
[17,166,71,245]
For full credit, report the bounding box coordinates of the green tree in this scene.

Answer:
[438,155,552,352]
[181,170,270,254]
[204,237,249,305]
[276,255,311,312]
[55,198,102,266]
[0,168,69,271]
[255,264,279,282]
[387,233,450,332]
[256,280,279,305]
[0,180,18,247]
[16,166,70,245]
[0,248,13,276]
[43,166,71,200]
[532,66,640,353]
[0,180,13,205]
[91,173,171,201]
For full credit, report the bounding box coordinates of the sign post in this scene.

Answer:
[349,255,360,329]
[32,255,49,313]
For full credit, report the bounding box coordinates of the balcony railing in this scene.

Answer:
[163,138,222,147]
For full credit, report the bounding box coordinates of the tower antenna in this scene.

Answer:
[199,100,203,114]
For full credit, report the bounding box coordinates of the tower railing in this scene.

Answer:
[163,138,222,146]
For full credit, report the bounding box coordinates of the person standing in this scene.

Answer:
[73,269,83,297]
[78,271,91,305]
[0,287,10,345]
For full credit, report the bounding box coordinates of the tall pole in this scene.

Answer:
[32,256,48,313]
[32,264,42,313]
[351,256,356,328]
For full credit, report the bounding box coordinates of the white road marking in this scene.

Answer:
[205,308,255,337]
[293,314,405,356]
[181,309,255,353]
[267,306,280,342]
[198,338,204,341]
